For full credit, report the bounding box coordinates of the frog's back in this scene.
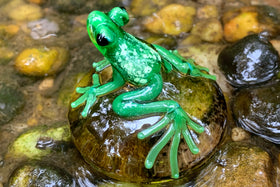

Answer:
[107,33,162,85]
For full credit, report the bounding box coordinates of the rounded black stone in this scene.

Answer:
[218,32,280,87]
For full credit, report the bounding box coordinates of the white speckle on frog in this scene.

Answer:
[144,66,152,73]
[143,54,148,59]
[134,77,147,84]
[133,49,137,56]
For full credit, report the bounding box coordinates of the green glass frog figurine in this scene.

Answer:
[71,7,216,179]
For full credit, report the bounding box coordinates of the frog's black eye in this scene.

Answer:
[120,7,126,11]
[96,34,109,46]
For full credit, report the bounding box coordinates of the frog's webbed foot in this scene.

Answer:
[171,50,216,81]
[138,107,204,179]
[71,74,100,117]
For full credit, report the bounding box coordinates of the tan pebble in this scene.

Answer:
[223,11,260,42]
[0,24,20,37]
[231,127,250,141]
[74,14,88,26]
[179,34,202,46]
[197,5,219,19]
[143,4,196,35]
[0,47,14,64]
[38,77,54,91]
[8,4,43,21]
[222,6,280,42]
[27,117,38,126]
[28,0,46,4]
[14,47,69,76]
[192,18,223,42]
[130,0,171,16]
[270,40,280,56]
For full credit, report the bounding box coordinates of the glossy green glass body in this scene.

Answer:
[71,7,216,179]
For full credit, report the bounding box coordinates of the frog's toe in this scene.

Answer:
[182,124,200,154]
[76,86,90,94]
[71,93,88,108]
[170,130,180,178]
[144,123,175,170]
[80,92,97,117]
[137,115,171,139]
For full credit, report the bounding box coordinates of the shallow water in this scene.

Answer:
[0,0,280,186]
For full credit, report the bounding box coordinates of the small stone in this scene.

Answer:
[8,4,43,21]
[270,39,280,55]
[0,47,14,65]
[27,19,59,40]
[195,142,273,186]
[179,35,202,46]
[38,77,54,91]
[222,6,280,42]
[143,4,196,35]
[130,0,171,16]
[0,83,24,125]
[8,162,74,186]
[232,82,280,144]
[197,5,219,19]
[6,124,71,158]
[73,14,88,26]
[191,18,223,42]
[0,24,20,38]
[27,0,46,4]
[145,35,177,49]
[14,46,69,76]
[231,127,250,141]
[218,33,280,87]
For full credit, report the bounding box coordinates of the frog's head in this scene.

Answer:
[87,7,129,55]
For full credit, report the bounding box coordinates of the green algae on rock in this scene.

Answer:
[195,142,273,186]
[6,124,71,159]
[68,69,227,182]
[8,162,75,186]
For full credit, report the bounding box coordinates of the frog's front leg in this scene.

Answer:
[112,74,204,179]
[92,59,110,72]
[152,44,216,80]
[71,68,125,117]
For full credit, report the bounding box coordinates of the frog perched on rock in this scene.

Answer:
[71,7,216,179]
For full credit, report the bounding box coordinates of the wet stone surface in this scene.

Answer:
[68,69,227,182]
[195,142,273,186]
[8,162,75,186]
[218,33,280,87]
[0,83,24,126]
[232,81,280,144]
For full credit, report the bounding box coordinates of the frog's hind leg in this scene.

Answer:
[112,74,204,179]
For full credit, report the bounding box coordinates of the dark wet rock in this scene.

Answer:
[195,142,273,186]
[0,83,24,125]
[232,81,280,144]
[68,69,227,182]
[218,32,280,87]
[8,162,75,186]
